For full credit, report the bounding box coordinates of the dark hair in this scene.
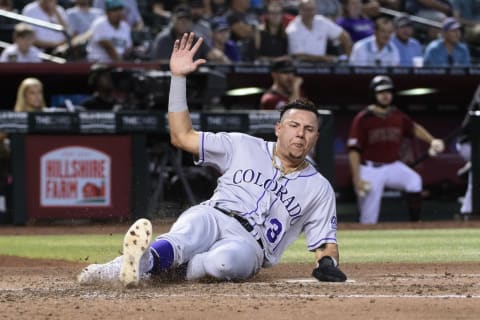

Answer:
[279,98,320,126]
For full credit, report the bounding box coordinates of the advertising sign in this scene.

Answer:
[26,135,131,219]
[40,146,111,206]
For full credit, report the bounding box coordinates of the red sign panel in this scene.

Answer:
[25,135,131,219]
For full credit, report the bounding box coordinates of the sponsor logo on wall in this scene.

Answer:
[40,146,111,206]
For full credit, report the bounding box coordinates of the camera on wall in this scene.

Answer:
[110,68,170,111]
[110,66,227,111]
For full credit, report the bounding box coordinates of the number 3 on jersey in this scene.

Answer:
[266,218,283,243]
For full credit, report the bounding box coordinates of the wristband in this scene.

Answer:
[168,75,188,112]
[329,256,338,267]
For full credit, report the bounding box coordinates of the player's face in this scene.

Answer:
[275,72,295,94]
[375,90,393,107]
[275,109,319,160]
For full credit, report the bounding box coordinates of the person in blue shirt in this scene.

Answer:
[391,14,423,67]
[423,17,471,66]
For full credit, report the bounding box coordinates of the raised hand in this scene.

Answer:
[169,33,206,77]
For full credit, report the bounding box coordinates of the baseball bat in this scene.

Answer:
[408,127,461,168]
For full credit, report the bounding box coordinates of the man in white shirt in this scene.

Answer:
[349,16,400,66]
[86,0,132,62]
[286,0,352,63]
[0,23,42,62]
[21,0,69,53]
[67,0,104,36]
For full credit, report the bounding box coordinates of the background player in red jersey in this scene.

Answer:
[260,59,303,110]
[347,75,445,224]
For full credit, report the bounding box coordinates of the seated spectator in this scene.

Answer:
[191,0,213,46]
[14,77,47,112]
[255,1,289,62]
[349,16,399,66]
[224,0,260,61]
[21,0,70,53]
[151,4,212,62]
[66,0,104,36]
[286,0,352,63]
[404,0,453,43]
[80,64,120,110]
[0,23,42,62]
[260,59,303,110]
[423,17,471,66]
[93,0,144,30]
[204,0,229,17]
[391,14,424,67]
[86,0,133,63]
[316,0,341,21]
[0,0,17,43]
[143,0,175,35]
[210,17,241,63]
[336,0,375,43]
[451,0,480,48]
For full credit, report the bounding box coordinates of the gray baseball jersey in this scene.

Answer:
[197,132,338,267]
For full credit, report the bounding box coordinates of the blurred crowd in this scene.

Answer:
[0,0,478,65]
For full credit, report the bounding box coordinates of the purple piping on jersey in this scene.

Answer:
[308,237,337,250]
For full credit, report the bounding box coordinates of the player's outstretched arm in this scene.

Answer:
[168,32,206,155]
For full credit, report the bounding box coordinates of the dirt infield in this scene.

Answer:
[1,220,480,320]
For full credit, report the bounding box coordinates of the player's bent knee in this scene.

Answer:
[406,174,422,192]
[204,252,250,280]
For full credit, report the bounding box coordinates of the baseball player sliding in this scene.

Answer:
[347,75,445,224]
[78,32,346,286]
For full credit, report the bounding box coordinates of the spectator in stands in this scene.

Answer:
[0,0,17,43]
[404,0,453,43]
[191,0,213,46]
[80,64,120,110]
[21,0,70,53]
[93,0,144,30]
[254,1,289,62]
[336,0,375,43]
[86,0,133,63]
[391,14,424,67]
[260,59,303,110]
[286,0,352,63]
[0,23,42,62]
[450,0,480,49]
[14,77,47,112]
[66,0,104,36]
[143,0,174,35]
[210,17,241,63]
[151,4,213,62]
[349,16,400,66]
[204,0,229,17]
[224,0,260,61]
[316,0,342,21]
[423,17,471,66]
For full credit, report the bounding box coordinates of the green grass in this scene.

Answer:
[281,229,480,264]
[1,229,480,264]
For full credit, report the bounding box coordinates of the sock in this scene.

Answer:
[405,192,422,222]
[149,239,174,274]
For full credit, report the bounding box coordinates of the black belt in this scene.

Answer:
[361,160,386,168]
[214,206,264,249]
